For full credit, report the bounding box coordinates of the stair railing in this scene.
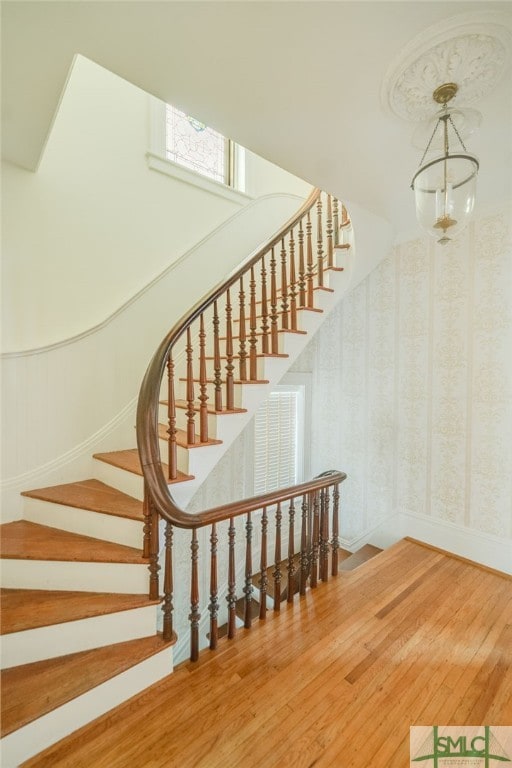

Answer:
[137,187,349,660]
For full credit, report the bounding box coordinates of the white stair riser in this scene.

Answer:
[160,403,220,440]
[23,498,142,549]
[93,460,145,500]
[1,559,148,593]
[1,604,158,669]
[0,645,173,768]
[176,380,245,408]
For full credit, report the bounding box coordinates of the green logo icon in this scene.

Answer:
[412,726,511,766]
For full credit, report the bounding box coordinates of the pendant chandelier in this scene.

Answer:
[411,83,479,246]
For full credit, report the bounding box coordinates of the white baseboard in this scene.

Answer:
[400,511,512,576]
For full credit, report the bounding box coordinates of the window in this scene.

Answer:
[253,377,310,495]
[165,105,234,187]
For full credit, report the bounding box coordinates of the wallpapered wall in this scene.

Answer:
[185,204,511,550]
[291,204,512,544]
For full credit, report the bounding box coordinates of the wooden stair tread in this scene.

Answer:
[93,449,193,484]
[204,353,288,361]
[180,377,269,385]
[157,424,222,448]
[168,400,247,416]
[0,521,147,564]
[21,479,143,521]
[339,544,383,571]
[219,329,307,341]
[333,242,351,249]
[0,589,159,635]
[0,633,173,737]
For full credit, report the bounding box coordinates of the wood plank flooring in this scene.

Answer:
[22,539,512,768]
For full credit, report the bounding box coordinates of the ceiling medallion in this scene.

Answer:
[382,12,512,122]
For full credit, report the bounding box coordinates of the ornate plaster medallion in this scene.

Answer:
[382,12,512,122]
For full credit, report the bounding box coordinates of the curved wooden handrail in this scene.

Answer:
[136,186,328,529]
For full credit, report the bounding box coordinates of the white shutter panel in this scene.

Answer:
[253,387,303,495]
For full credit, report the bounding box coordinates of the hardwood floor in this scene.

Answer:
[22,539,512,768]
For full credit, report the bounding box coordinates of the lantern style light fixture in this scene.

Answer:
[411,82,480,246]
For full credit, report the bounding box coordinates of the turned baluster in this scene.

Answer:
[299,495,309,596]
[225,289,235,410]
[320,488,330,582]
[310,491,320,589]
[238,277,247,381]
[259,507,268,620]
[213,300,222,411]
[209,523,219,650]
[306,211,314,308]
[280,238,289,330]
[326,194,334,268]
[298,219,306,308]
[243,512,253,628]
[342,203,349,227]
[289,228,297,330]
[287,498,296,603]
[270,247,279,354]
[142,483,152,559]
[189,529,200,661]
[198,314,208,442]
[167,354,178,480]
[186,327,196,445]
[249,266,258,381]
[227,518,237,638]
[163,523,174,641]
[317,196,324,288]
[260,255,269,354]
[273,502,282,611]
[333,198,340,247]
[146,486,160,600]
[331,483,340,577]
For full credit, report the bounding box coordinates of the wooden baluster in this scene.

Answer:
[163,522,174,641]
[249,266,258,381]
[299,495,309,596]
[320,487,330,582]
[243,512,253,628]
[280,238,289,330]
[238,277,247,381]
[333,198,340,247]
[167,354,177,480]
[310,491,319,589]
[198,313,208,442]
[186,327,196,445]
[306,211,314,308]
[260,255,270,354]
[342,203,349,227]
[287,498,295,603]
[142,482,151,560]
[227,517,237,638]
[331,483,340,577]
[225,289,234,410]
[326,194,334,268]
[259,507,268,620]
[189,528,200,661]
[273,502,282,611]
[147,486,160,600]
[298,219,306,308]
[317,196,324,288]
[289,228,297,330]
[270,247,279,354]
[213,300,222,412]
[209,523,219,650]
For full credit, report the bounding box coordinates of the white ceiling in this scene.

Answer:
[2,1,511,236]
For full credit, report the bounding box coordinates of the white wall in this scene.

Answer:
[0,54,313,521]
[290,203,512,572]
[1,55,310,353]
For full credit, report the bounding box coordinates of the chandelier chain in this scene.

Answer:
[447,114,469,152]
[417,118,441,168]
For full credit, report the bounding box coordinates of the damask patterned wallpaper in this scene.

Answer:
[292,203,512,544]
[187,204,511,549]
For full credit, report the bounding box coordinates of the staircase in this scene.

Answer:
[1,189,354,767]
